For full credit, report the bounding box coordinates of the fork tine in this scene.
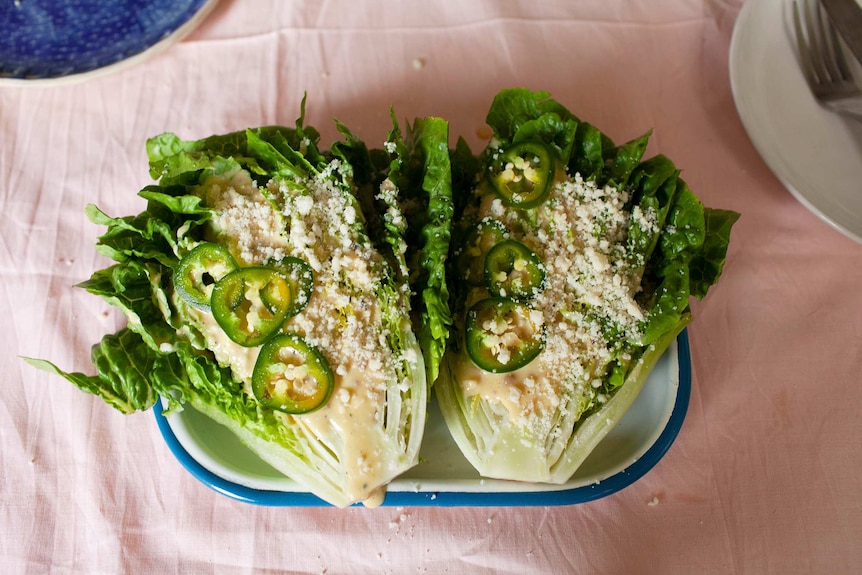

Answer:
[814,0,844,82]
[803,0,830,83]
[825,13,854,81]
[793,1,820,85]
[792,0,862,120]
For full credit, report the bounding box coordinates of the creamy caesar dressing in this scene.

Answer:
[290,367,388,502]
[361,486,387,509]
[183,165,412,504]
[190,309,261,386]
[458,170,652,438]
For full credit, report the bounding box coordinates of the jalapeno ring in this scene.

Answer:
[489,142,554,209]
[465,297,545,373]
[174,243,238,311]
[252,333,334,414]
[484,239,545,300]
[270,256,314,317]
[211,267,293,347]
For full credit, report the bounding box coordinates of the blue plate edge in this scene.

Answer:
[153,329,692,508]
[0,0,219,83]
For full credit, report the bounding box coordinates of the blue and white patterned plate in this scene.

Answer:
[0,0,219,84]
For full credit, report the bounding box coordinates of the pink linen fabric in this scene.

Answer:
[2,0,861,573]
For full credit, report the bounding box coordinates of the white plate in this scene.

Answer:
[154,333,690,507]
[729,0,862,244]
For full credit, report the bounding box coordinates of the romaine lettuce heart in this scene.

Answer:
[436,88,738,484]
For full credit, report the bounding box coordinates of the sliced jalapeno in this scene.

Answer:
[252,333,334,414]
[211,267,293,347]
[484,239,545,300]
[175,243,238,311]
[456,218,508,286]
[490,142,554,209]
[465,297,545,373]
[270,256,314,316]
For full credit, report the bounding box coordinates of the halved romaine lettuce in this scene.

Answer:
[25,102,452,508]
[436,88,738,483]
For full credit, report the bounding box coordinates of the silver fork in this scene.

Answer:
[792,0,862,120]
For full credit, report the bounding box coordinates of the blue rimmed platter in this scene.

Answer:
[153,331,691,507]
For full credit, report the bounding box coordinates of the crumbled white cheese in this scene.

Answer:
[461,169,650,435]
[202,170,289,266]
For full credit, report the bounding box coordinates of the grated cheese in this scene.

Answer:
[455,169,651,439]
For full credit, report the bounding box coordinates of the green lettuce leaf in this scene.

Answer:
[387,115,454,385]
[24,329,159,414]
[690,208,740,299]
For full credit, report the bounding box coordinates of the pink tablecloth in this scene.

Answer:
[3,0,861,573]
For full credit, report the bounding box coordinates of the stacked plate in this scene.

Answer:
[730,0,862,244]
